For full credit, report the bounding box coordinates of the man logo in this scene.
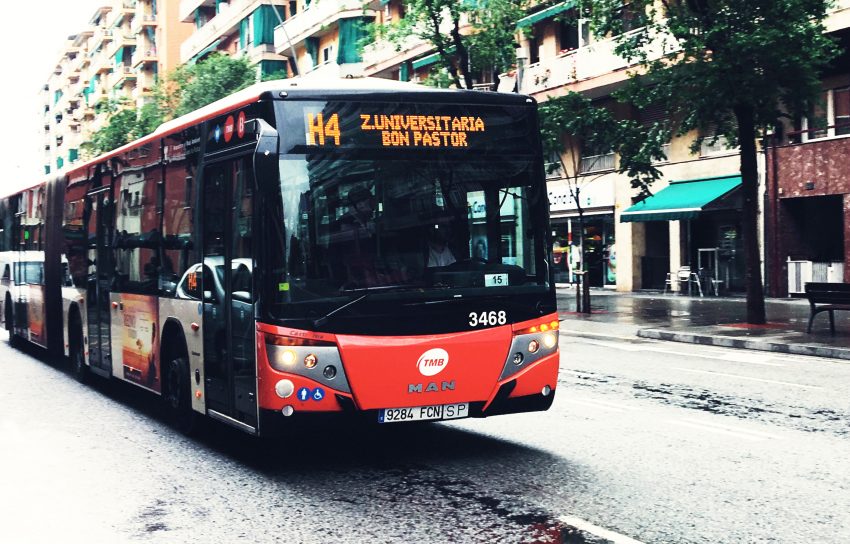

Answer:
[416,348,449,377]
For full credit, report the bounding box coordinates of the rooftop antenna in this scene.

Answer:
[270,5,300,77]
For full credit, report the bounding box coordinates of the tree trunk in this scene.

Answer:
[734,103,766,324]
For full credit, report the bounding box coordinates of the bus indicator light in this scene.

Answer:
[304,353,318,368]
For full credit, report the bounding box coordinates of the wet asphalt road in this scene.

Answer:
[1,329,849,544]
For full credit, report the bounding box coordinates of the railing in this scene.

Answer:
[274,0,373,48]
[579,152,615,174]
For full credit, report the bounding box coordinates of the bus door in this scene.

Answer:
[201,155,257,430]
[84,186,114,377]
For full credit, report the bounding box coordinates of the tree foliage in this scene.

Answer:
[580,0,838,323]
[372,0,529,89]
[539,91,666,289]
[85,53,258,156]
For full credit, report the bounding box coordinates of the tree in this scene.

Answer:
[372,0,529,89]
[539,91,666,311]
[175,53,256,116]
[581,0,838,323]
[82,98,141,157]
[85,53,259,155]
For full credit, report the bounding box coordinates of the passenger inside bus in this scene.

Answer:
[425,227,456,268]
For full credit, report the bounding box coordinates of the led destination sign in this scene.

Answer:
[282,101,534,155]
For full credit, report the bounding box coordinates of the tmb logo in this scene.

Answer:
[416,348,449,377]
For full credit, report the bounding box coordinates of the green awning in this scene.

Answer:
[620,175,742,223]
[190,39,221,64]
[413,47,455,70]
[517,2,574,29]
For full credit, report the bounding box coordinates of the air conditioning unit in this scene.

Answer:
[787,259,846,295]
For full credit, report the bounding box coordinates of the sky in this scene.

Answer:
[0,1,109,194]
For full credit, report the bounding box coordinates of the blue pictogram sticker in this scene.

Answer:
[214,125,222,142]
[297,387,311,402]
[312,387,325,401]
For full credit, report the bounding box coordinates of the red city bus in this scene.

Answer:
[1,78,559,435]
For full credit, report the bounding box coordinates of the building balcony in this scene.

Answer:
[107,32,137,58]
[768,132,850,200]
[131,13,158,34]
[302,59,364,80]
[112,65,138,87]
[360,34,427,76]
[179,0,214,23]
[275,0,374,51]
[518,27,671,95]
[110,3,136,28]
[132,48,158,68]
[90,28,114,52]
[826,0,850,32]
[181,0,284,63]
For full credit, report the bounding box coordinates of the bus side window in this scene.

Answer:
[162,128,200,296]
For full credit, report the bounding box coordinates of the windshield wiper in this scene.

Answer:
[312,294,369,328]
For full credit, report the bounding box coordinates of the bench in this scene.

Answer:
[805,282,850,334]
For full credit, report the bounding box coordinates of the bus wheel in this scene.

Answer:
[6,298,19,348]
[69,322,88,384]
[164,356,196,434]
[69,332,89,383]
[4,296,11,332]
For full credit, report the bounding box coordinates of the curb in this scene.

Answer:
[637,328,850,361]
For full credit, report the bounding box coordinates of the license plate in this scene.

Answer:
[378,403,469,424]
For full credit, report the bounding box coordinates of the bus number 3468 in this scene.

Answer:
[468,311,507,327]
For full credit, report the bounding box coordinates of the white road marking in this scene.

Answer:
[673,367,823,389]
[559,329,639,341]
[575,338,786,367]
[563,398,637,412]
[669,418,780,441]
[679,417,781,440]
[558,515,646,544]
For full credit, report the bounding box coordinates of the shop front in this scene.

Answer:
[548,178,616,287]
[620,175,744,294]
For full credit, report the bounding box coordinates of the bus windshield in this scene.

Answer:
[267,155,548,321]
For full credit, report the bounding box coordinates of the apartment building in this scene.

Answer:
[42,0,192,174]
[514,3,744,293]
[765,3,850,297]
[179,0,290,78]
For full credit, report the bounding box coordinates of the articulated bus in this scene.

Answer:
[1,78,559,435]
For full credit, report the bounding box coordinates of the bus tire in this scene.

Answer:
[4,294,11,332]
[6,296,20,348]
[164,356,196,434]
[69,315,88,384]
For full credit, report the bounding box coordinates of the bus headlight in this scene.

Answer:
[542,333,557,349]
[275,349,297,368]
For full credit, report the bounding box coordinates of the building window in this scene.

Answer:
[545,151,565,179]
[802,87,850,141]
[700,133,735,156]
[579,146,615,173]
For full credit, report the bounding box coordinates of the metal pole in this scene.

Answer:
[270,5,299,77]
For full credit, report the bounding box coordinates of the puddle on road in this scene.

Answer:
[631,381,849,437]
[381,467,611,543]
